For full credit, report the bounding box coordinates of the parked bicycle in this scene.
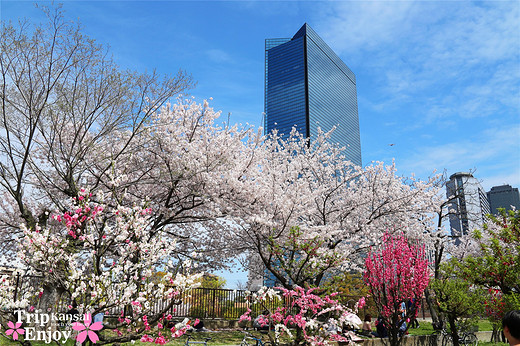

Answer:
[440,328,478,346]
[184,333,212,346]
[240,331,272,346]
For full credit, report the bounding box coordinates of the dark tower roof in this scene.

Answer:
[292,23,309,40]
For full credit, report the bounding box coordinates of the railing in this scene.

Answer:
[6,273,287,319]
[6,272,433,320]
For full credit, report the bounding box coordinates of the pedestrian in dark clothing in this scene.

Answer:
[374,316,388,338]
[407,299,420,328]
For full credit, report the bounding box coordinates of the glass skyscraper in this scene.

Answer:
[487,184,520,215]
[265,23,362,166]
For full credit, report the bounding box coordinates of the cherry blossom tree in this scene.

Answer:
[0,2,254,272]
[0,4,192,246]
[0,2,442,294]
[1,7,444,334]
[418,170,466,328]
[0,3,253,319]
[225,130,441,289]
[363,232,430,346]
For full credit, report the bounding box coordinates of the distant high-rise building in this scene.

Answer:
[264,23,362,166]
[446,172,491,239]
[487,184,520,214]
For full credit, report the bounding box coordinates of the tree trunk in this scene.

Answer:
[293,327,304,346]
[423,288,440,327]
[387,314,401,346]
[491,325,501,343]
[388,327,400,346]
[448,316,460,346]
[38,284,64,333]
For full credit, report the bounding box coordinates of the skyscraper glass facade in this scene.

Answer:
[487,184,520,214]
[265,37,306,138]
[265,24,362,166]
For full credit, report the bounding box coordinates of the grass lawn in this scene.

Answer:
[155,331,256,345]
[407,320,435,336]
[407,319,495,336]
[0,320,501,346]
[112,330,276,346]
[476,320,494,331]
[0,330,269,346]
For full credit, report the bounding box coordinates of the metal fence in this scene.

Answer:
[8,273,288,319]
[8,273,433,320]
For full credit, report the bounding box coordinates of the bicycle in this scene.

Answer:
[440,328,478,346]
[440,328,452,346]
[184,333,212,346]
[240,331,272,346]
[460,331,478,346]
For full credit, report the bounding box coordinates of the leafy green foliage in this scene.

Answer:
[430,260,485,346]
[198,274,227,289]
[461,208,520,295]
[188,274,229,318]
[321,272,377,317]
[321,272,369,297]
[435,209,520,344]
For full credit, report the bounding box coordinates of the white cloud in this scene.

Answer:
[313,1,520,124]
[205,49,234,64]
[481,171,520,191]
[398,124,520,189]
[317,1,519,64]
[315,1,419,55]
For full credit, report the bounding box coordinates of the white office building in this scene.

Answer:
[446,172,490,239]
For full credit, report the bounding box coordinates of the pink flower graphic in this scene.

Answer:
[5,321,25,340]
[72,313,103,343]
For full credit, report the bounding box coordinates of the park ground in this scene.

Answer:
[0,319,509,346]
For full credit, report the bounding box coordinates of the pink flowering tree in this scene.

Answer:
[239,286,362,346]
[363,232,430,346]
[1,188,202,345]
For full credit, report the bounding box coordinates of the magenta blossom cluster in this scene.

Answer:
[240,286,361,345]
[52,189,103,239]
[138,315,199,344]
[364,232,430,321]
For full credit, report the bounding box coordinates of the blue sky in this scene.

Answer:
[2,0,519,288]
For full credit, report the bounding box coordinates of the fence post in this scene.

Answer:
[211,288,216,318]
